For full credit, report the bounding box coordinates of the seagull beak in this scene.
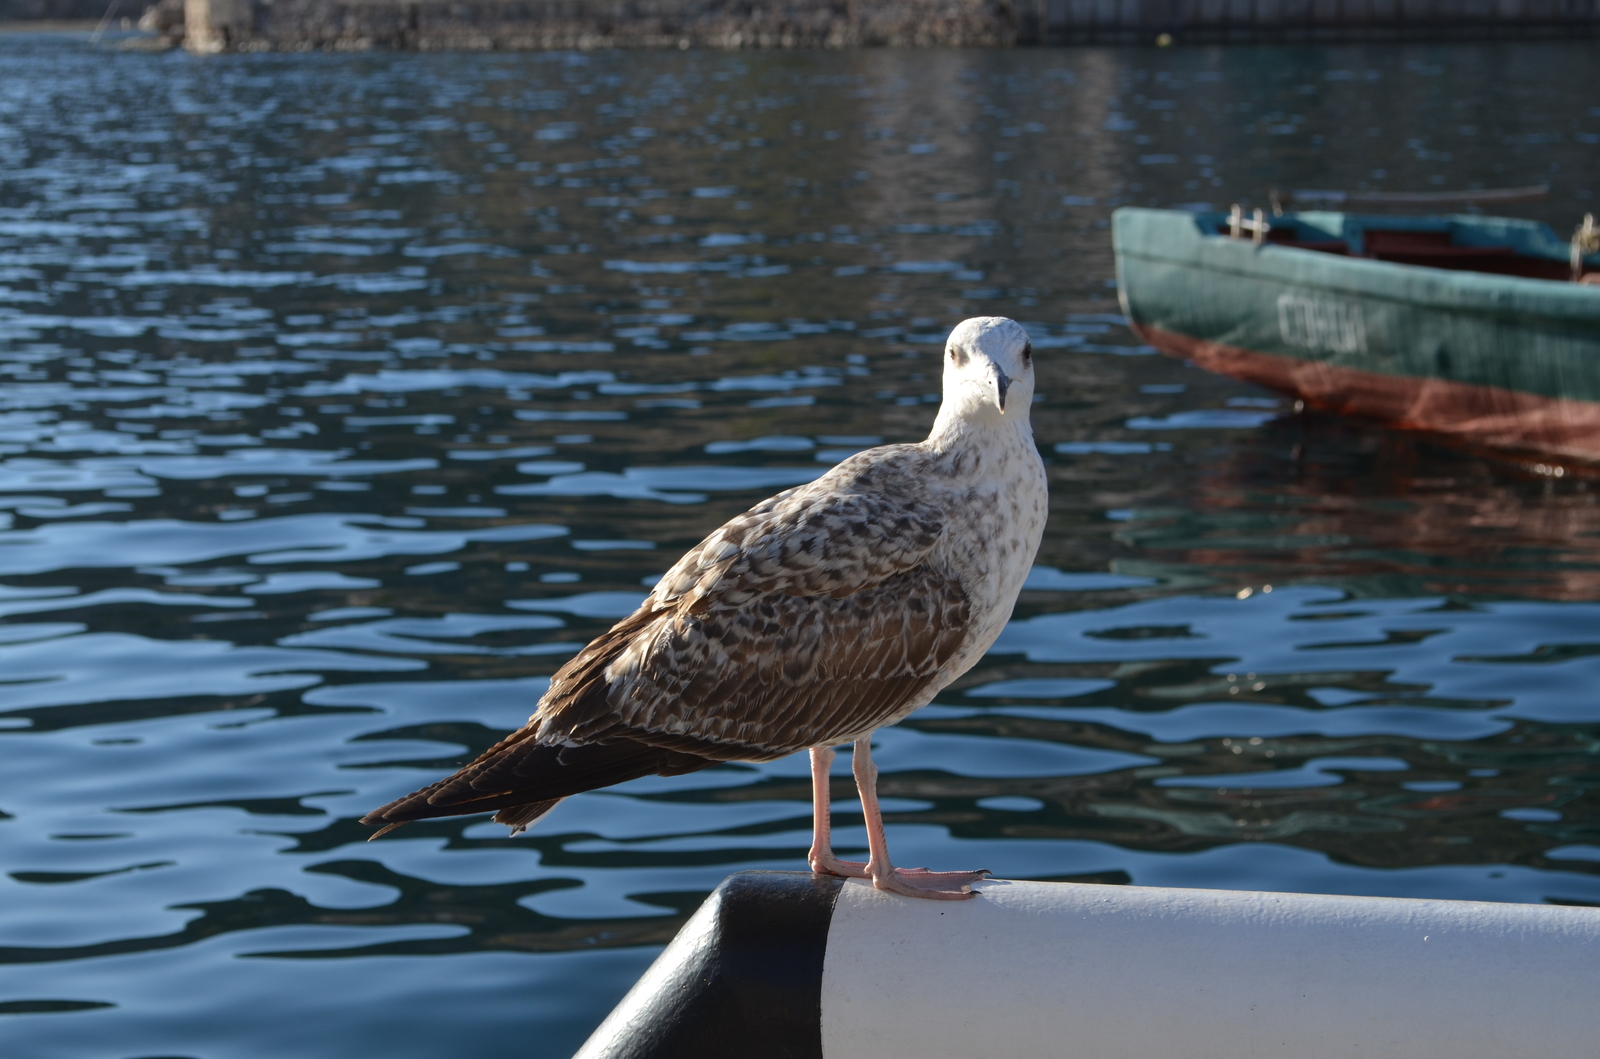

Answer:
[993,366,1012,413]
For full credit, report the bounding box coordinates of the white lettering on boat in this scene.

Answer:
[1276,292,1368,355]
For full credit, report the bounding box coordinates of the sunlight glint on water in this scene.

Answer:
[0,33,1598,1058]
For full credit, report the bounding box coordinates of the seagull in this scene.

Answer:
[363,316,1048,900]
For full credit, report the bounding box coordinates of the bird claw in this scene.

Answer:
[811,853,989,899]
[873,867,990,900]
[810,852,870,879]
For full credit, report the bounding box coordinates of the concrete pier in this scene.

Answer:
[108,0,1600,51]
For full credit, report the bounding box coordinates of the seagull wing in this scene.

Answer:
[541,445,971,752]
[363,446,971,833]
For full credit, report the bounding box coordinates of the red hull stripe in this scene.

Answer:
[1132,321,1600,463]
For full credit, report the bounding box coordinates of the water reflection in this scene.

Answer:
[0,32,1597,1059]
[1113,413,1600,600]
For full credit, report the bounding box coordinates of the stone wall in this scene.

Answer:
[179,0,1030,52]
[0,0,135,18]
[143,0,1600,51]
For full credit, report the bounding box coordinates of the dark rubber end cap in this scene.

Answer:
[575,870,846,1059]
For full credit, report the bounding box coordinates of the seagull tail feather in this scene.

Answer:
[359,737,714,836]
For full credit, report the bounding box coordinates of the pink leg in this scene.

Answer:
[852,736,987,901]
[807,746,868,878]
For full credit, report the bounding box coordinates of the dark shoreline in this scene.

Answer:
[6,0,1600,51]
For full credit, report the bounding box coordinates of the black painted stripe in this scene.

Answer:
[580,871,845,1059]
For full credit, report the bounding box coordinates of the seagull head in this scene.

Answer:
[939,316,1034,425]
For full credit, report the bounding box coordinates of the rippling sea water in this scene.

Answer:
[2,31,1599,1058]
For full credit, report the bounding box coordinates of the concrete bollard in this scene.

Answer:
[576,870,1600,1059]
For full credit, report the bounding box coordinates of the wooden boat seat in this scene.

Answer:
[1373,244,1518,267]
[1271,237,1349,255]
[1363,228,1570,281]
[1363,230,1452,251]
[1206,222,1577,279]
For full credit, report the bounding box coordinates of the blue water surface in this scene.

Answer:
[1,31,1598,1059]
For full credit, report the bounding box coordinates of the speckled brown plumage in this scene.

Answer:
[363,316,1048,860]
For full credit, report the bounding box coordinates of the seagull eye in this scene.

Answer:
[948,347,968,367]
[1022,342,1033,364]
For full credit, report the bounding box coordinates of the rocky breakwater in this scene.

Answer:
[166,0,1030,52]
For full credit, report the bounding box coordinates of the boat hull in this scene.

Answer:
[1132,321,1600,465]
[1114,207,1600,463]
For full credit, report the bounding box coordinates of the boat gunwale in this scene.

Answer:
[1113,207,1600,326]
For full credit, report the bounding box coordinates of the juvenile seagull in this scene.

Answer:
[363,316,1047,900]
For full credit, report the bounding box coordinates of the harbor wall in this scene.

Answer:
[0,0,133,18]
[171,0,1023,52]
[12,0,1596,49]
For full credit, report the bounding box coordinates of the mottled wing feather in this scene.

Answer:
[560,567,969,756]
[364,444,972,832]
[652,445,946,608]
[536,446,970,755]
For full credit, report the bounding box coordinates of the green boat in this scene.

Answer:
[1112,206,1600,464]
